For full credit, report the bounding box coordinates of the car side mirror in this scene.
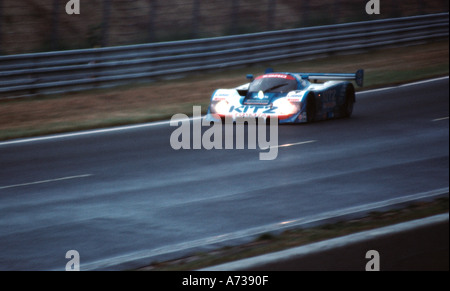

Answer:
[246,74,254,81]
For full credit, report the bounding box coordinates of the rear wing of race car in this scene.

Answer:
[299,69,364,87]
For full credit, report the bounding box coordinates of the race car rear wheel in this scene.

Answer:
[342,84,355,118]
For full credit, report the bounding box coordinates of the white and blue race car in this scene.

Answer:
[206,69,364,123]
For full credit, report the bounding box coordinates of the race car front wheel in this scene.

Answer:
[306,93,316,123]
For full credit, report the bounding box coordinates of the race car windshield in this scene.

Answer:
[248,76,297,93]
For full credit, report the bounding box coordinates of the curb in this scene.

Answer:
[199,213,449,271]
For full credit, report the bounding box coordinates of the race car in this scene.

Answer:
[206,68,364,123]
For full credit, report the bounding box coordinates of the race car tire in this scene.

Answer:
[306,93,316,123]
[342,84,355,118]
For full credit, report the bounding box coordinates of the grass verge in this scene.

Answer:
[137,197,449,271]
[0,39,448,141]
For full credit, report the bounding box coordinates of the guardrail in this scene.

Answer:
[0,13,448,99]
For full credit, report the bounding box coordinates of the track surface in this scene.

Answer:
[0,78,448,271]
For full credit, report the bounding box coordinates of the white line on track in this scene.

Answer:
[0,76,448,147]
[432,116,449,122]
[0,174,93,190]
[356,75,449,95]
[397,75,449,87]
[0,116,202,147]
[260,140,317,150]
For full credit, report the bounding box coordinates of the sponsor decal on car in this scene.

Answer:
[256,74,295,80]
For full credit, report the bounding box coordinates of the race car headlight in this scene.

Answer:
[211,100,229,115]
[273,99,299,115]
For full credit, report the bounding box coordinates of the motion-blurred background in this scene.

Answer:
[0,0,448,55]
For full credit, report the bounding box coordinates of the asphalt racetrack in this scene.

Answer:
[0,77,448,271]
